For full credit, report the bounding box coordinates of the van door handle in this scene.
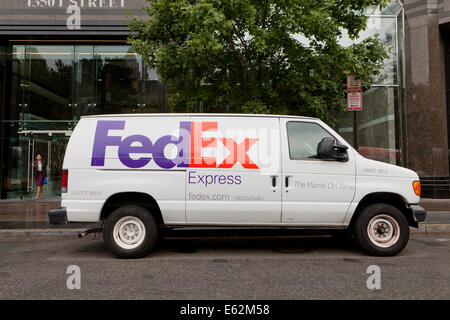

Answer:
[271,176,277,187]
[285,176,290,188]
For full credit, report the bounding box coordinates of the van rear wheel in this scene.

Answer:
[103,205,158,258]
[353,204,409,256]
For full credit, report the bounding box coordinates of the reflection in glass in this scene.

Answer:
[74,45,96,117]
[10,44,168,123]
[364,0,403,16]
[339,16,397,85]
[357,87,400,165]
[95,45,144,114]
[338,111,354,146]
[25,45,74,121]
[356,17,397,85]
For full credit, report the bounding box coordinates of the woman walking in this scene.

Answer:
[32,153,47,200]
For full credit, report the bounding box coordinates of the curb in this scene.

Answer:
[0,225,449,239]
[0,229,95,239]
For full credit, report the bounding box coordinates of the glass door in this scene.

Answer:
[17,130,70,200]
[15,132,33,199]
[47,133,70,197]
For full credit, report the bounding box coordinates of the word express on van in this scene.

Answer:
[48,114,426,258]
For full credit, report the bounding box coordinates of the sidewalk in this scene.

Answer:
[0,198,448,238]
[419,198,450,213]
[0,200,101,238]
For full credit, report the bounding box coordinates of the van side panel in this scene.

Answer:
[62,169,185,223]
[62,117,188,223]
[185,116,282,224]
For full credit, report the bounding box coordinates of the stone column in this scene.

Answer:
[404,0,449,180]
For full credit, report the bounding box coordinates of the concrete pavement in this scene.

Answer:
[0,235,448,299]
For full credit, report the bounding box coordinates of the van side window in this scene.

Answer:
[287,122,334,159]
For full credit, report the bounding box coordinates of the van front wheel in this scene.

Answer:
[103,205,158,258]
[353,204,409,256]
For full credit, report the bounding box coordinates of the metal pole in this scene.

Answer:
[353,111,359,150]
[47,139,51,193]
[27,137,31,195]
[31,138,34,198]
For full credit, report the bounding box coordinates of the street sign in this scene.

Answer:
[347,89,362,111]
[347,75,362,90]
[347,75,362,111]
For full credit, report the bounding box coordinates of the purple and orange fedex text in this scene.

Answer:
[90,120,259,170]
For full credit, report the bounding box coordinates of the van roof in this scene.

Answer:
[80,113,318,120]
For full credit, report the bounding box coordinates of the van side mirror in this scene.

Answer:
[317,137,349,161]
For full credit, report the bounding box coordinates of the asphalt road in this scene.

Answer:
[0,234,449,300]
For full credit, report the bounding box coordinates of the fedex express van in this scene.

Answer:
[48,114,426,258]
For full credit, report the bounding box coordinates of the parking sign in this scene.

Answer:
[347,76,362,111]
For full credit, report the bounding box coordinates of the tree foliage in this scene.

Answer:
[128,0,388,123]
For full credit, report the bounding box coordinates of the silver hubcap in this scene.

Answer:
[113,216,146,250]
[367,214,400,248]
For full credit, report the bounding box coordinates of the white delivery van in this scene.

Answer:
[49,114,426,258]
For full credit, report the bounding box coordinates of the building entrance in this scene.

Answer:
[15,130,70,200]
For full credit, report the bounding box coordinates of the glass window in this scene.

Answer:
[25,45,74,121]
[337,1,404,167]
[357,87,400,165]
[287,122,334,159]
[95,45,144,114]
[338,111,355,146]
[74,45,96,118]
[356,17,397,85]
[364,1,402,16]
[339,16,397,85]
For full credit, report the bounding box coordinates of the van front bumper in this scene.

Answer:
[48,208,67,225]
[410,205,426,222]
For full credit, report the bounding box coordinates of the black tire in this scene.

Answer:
[103,205,158,258]
[353,203,409,256]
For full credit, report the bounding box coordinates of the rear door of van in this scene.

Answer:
[186,116,282,224]
[280,118,356,226]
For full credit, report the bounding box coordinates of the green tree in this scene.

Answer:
[128,0,388,123]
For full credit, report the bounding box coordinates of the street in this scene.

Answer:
[0,234,449,300]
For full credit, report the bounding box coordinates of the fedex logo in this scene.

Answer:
[91,120,259,169]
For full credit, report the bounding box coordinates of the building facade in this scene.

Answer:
[0,0,449,199]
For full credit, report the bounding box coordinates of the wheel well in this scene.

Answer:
[100,192,164,225]
[349,192,417,229]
